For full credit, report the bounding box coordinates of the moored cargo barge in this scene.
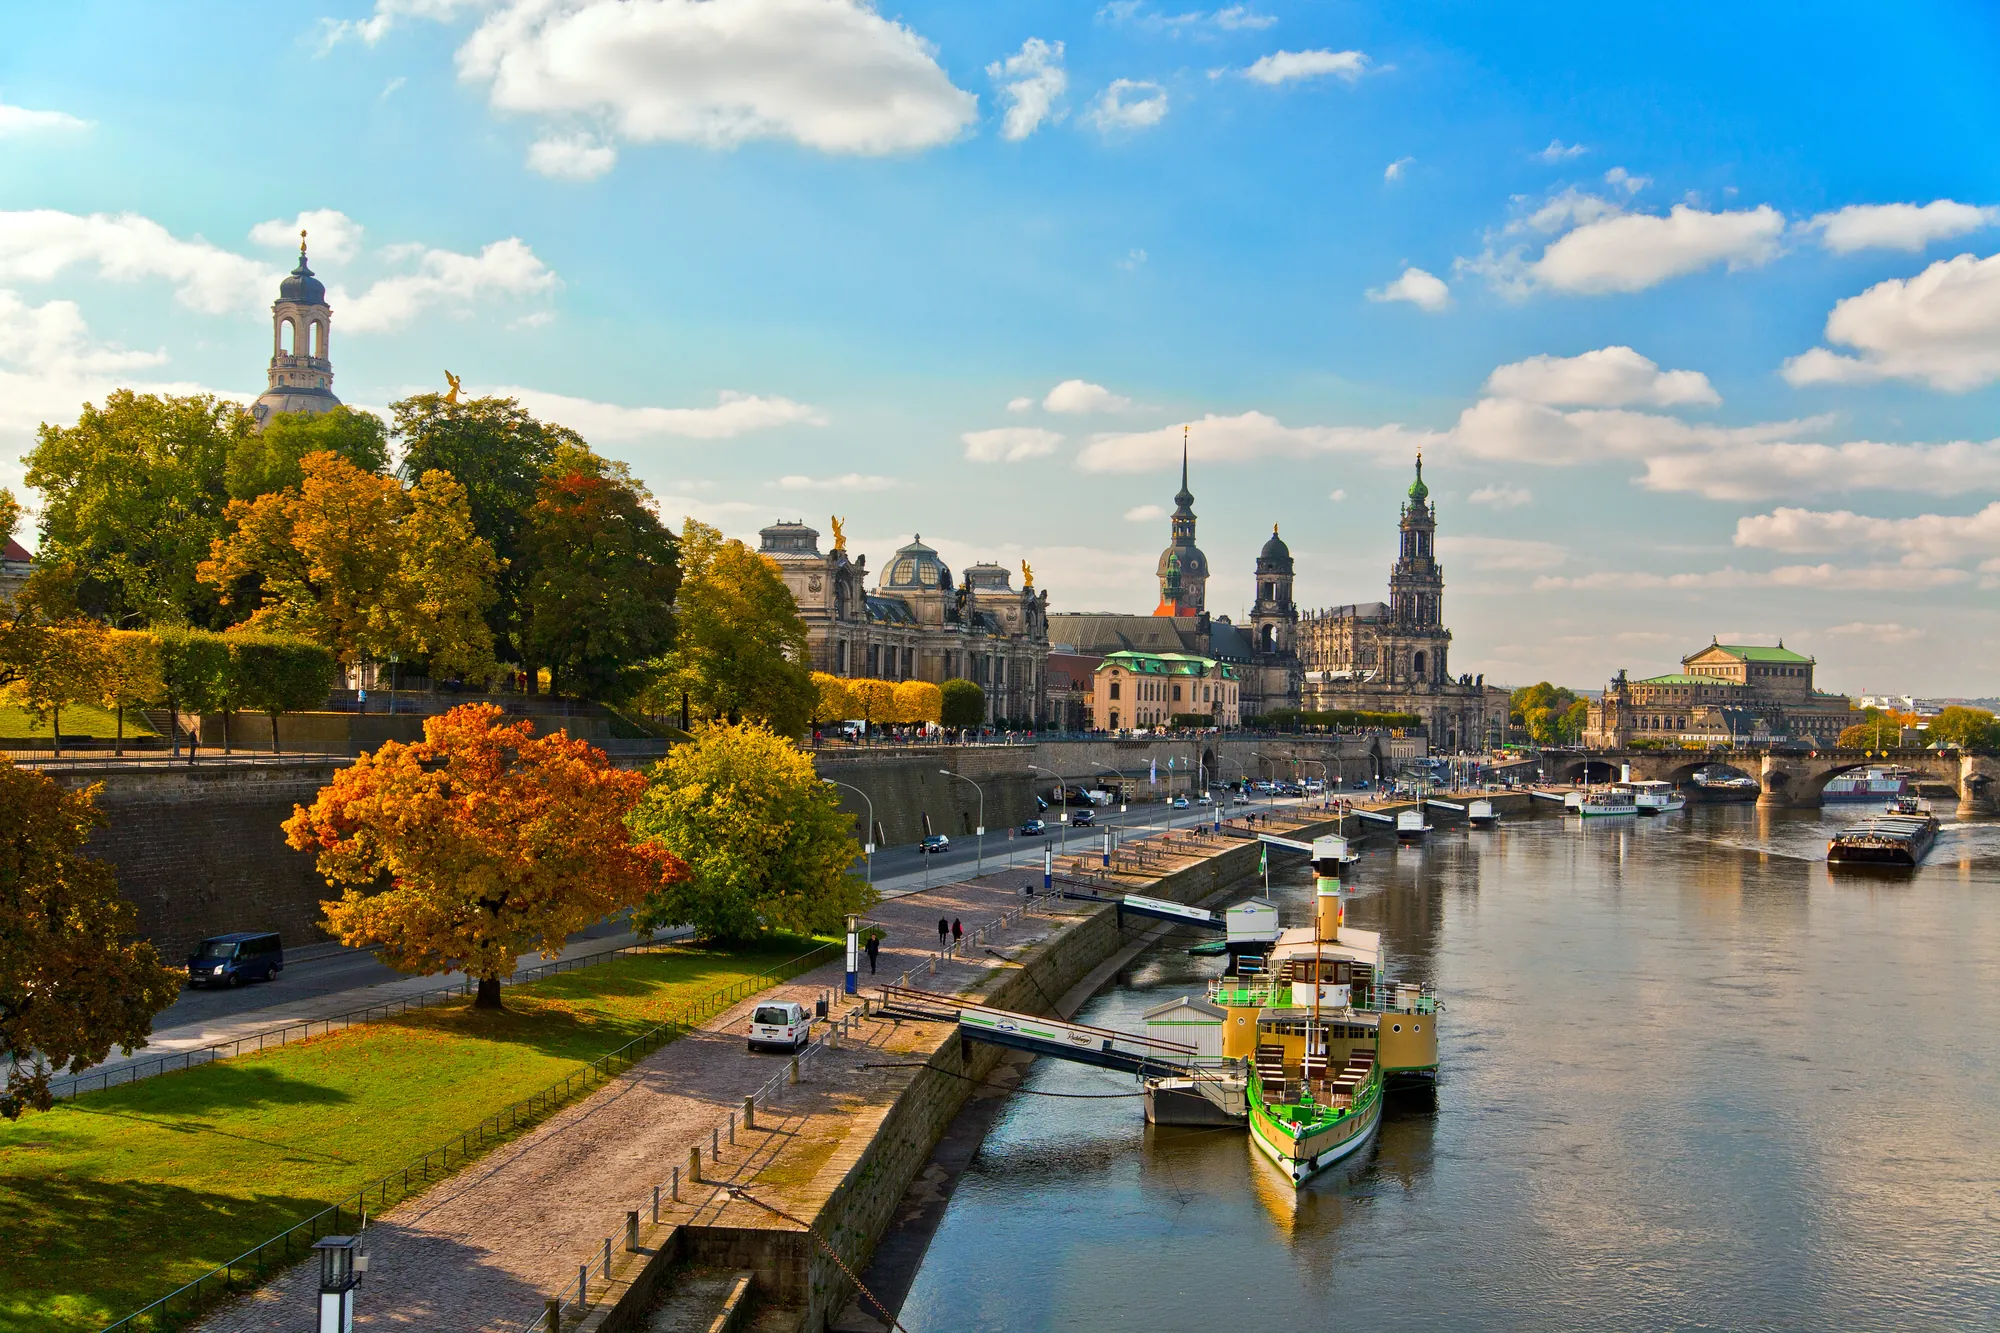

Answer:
[1827,811,1939,868]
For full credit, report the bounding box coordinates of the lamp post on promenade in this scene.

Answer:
[822,779,876,885]
[939,770,986,876]
[1027,763,1069,855]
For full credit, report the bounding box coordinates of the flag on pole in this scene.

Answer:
[1258,845,1267,874]
[1150,758,1158,785]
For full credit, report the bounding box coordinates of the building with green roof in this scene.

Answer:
[1092,649,1239,731]
[1586,638,1854,747]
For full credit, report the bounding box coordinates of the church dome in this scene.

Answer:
[1156,542,1208,580]
[279,252,325,305]
[883,535,950,590]
[1258,524,1293,569]
[1407,455,1430,504]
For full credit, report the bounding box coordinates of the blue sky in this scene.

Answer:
[4,0,1999,694]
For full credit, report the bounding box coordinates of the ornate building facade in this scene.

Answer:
[1585,641,1854,747]
[251,233,342,428]
[759,520,1050,724]
[1051,453,1502,748]
[1092,650,1240,731]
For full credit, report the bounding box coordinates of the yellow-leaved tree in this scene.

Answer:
[851,679,898,734]
[894,679,941,726]
[811,672,852,727]
[284,703,687,1007]
[629,721,873,942]
[656,520,816,734]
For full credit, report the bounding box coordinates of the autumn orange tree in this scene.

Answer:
[1,761,182,1117]
[284,703,686,1008]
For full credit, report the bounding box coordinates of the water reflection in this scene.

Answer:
[897,804,2000,1332]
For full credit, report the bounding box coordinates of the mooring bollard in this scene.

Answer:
[545,1297,561,1333]
[626,1210,639,1252]
[743,1095,756,1131]
[688,1145,701,1185]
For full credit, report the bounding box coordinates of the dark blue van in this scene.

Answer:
[187,932,284,987]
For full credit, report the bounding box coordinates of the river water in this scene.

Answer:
[897,803,2000,1331]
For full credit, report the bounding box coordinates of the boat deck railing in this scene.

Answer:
[1210,979,1439,1016]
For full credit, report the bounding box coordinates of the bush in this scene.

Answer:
[940,678,984,730]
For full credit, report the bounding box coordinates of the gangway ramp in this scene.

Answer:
[873,985,1197,1077]
[1425,798,1466,813]
[1055,885,1226,932]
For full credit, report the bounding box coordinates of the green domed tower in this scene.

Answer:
[1388,452,1449,684]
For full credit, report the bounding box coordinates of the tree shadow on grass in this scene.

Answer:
[0,1171,333,1333]
[67,1059,353,1121]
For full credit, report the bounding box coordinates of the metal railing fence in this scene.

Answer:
[96,939,841,1333]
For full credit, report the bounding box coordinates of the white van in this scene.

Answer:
[747,1001,812,1052]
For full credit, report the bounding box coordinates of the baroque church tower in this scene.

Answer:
[1153,433,1209,615]
[1384,454,1451,684]
[251,231,341,429]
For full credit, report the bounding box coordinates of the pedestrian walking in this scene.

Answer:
[937,917,949,948]
[951,918,963,946]
[864,931,880,974]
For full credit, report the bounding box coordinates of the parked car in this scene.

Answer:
[919,834,951,854]
[747,1001,812,1052]
[1197,793,1214,805]
[1171,796,1190,809]
[1233,794,1251,806]
[1072,809,1097,828]
[1019,819,1047,836]
[186,931,283,988]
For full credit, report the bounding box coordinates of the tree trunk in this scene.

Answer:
[221,708,232,754]
[51,702,61,758]
[269,710,282,754]
[474,974,504,1009]
[115,703,124,757]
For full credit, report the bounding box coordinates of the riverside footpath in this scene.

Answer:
[191,808,1337,1333]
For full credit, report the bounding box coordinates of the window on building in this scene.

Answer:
[1173,685,1182,702]
[867,644,879,676]
[837,641,847,675]
[1110,681,1120,700]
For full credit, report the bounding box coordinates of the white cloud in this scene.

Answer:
[1603,166,1649,195]
[1084,79,1168,132]
[1117,247,1148,270]
[988,37,1066,141]
[339,238,556,331]
[1005,395,1035,413]
[1734,503,2000,570]
[1806,200,1999,254]
[1327,488,1346,501]
[1043,379,1133,413]
[1079,410,1430,473]
[1213,6,1276,29]
[0,102,92,136]
[250,209,366,263]
[772,472,898,491]
[1467,484,1532,509]
[318,0,480,49]
[1529,203,1786,295]
[1823,621,1925,644]
[1124,503,1164,521]
[962,426,1063,463]
[0,209,273,315]
[1533,565,1969,592]
[1535,139,1586,162]
[1782,250,2000,391]
[496,386,826,440]
[1483,346,1719,408]
[1243,49,1369,86]
[1639,438,2000,501]
[1366,266,1449,312]
[1447,536,1568,571]
[526,133,618,179]
[381,76,408,100]
[1384,156,1413,182]
[456,0,977,158]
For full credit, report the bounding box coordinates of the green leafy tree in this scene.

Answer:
[629,721,873,942]
[940,678,985,730]
[658,519,815,734]
[227,633,338,753]
[1,761,183,1117]
[11,621,117,758]
[154,628,230,757]
[1927,706,2000,753]
[226,406,390,500]
[23,391,250,627]
[1838,708,1906,750]
[1510,682,1584,744]
[393,395,582,674]
[520,469,679,700]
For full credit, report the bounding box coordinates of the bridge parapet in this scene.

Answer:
[1542,748,1979,812]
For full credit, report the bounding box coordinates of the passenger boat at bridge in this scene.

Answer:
[1575,787,1638,817]
[1827,803,1938,868]
[1623,780,1686,814]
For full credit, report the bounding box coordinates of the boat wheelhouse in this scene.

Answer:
[1577,787,1638,817]
[1622,780,1685,814]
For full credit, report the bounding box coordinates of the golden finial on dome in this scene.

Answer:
[299,228,307,256]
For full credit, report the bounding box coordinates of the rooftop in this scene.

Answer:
[1696,642,1813,665]
[1636,673,1745,687]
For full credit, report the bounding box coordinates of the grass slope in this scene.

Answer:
[0,939,816,1333]
[0,704,158,741]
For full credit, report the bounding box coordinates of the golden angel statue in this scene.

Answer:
[444,370,463,405]
[830,515,847,551]
[1020,559,1034,589]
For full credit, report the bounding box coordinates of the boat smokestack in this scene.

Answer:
[1315,872,1341,942]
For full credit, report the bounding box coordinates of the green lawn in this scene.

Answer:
[0,939,822,1333]
[0,704,157,741]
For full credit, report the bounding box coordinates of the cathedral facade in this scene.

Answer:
[1050,453,1504,750]
[759,521,1050,725]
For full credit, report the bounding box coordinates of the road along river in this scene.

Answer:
[892,803,2000,1331]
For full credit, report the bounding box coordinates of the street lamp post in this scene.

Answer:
[822,780,877,885]
[1026,763,1069,856]
[939,770,986,876]
[1301,758,1330,810]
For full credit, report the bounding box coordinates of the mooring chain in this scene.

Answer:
[721,1185,913,1333]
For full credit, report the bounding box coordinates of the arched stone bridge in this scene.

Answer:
[1542,749,1999,815]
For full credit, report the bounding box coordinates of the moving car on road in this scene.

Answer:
[1072,809,1097,828]
[186,932,283,988]
[747,1001,812,1052]
[1019,819,1047,836]
[919,834,951,854]
[1171,796,1190,809]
